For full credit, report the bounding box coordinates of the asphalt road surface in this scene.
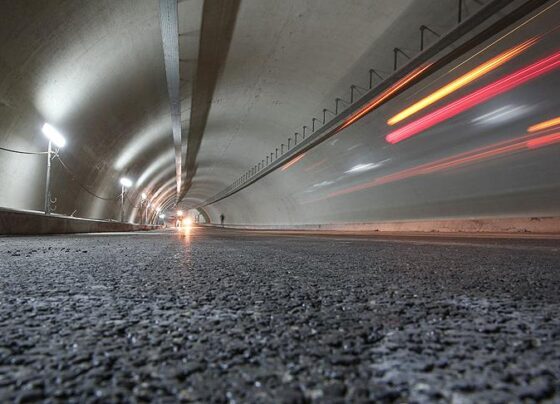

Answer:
[1,226,559,403]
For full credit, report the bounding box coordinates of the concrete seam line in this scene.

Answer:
[159,0,183,201]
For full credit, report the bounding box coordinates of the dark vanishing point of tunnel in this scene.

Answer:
[1,0,560,402]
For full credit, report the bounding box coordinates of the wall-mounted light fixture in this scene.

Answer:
[120,177,133,222]
[41,123,66,215]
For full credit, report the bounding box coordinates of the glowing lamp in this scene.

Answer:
[120,177,133,188]
[41,123,66,148]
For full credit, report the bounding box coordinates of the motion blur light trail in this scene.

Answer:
[276,64,433,174]
[304,159,327,173]
[528,116,560,132]
[328,131,560,199]
[387,39,538,126]
[385,50,560,144]
[281,153,306,171]
[526,132,560,148]
[408,0,560,102]
[338,64,433,131]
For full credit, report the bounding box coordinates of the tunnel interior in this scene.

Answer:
[1,1,560,402]
[3,0,559,228]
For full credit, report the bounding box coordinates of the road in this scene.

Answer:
[1,226,559,402]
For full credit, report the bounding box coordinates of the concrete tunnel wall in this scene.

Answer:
[1,0,559,229]
[0,0,171,221]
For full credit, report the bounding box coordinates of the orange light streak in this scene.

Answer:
[527,116,560,132]
[388,39,537,125]
[281,153,306,171]
[339,64,433,131]
[386,50,560,144]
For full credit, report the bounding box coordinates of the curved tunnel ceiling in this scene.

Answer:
[3,0,555,225]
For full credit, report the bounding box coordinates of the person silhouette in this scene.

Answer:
[220,214,225,226]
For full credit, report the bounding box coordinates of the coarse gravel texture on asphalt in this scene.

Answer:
[0,227,559,403]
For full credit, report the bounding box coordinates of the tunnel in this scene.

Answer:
[1,0,560,401]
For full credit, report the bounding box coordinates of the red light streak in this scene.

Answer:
[386,51,560,144]
[387,39,537,125]
[339,64,433,131]
[526,132,560,148]
[327,131,560,199]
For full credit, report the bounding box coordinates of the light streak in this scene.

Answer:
[408,0,560,99]
[328,131,560,199]
[526,132,560,148]
[387,39,537,125]
[281,153,306,171]
[471,105,527,125]
[339,64,432,130]
[345,163,380,174]
[386,51,560,144]
[453,3,560,73]
[304,159,327,172]
[528,116,560,132]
